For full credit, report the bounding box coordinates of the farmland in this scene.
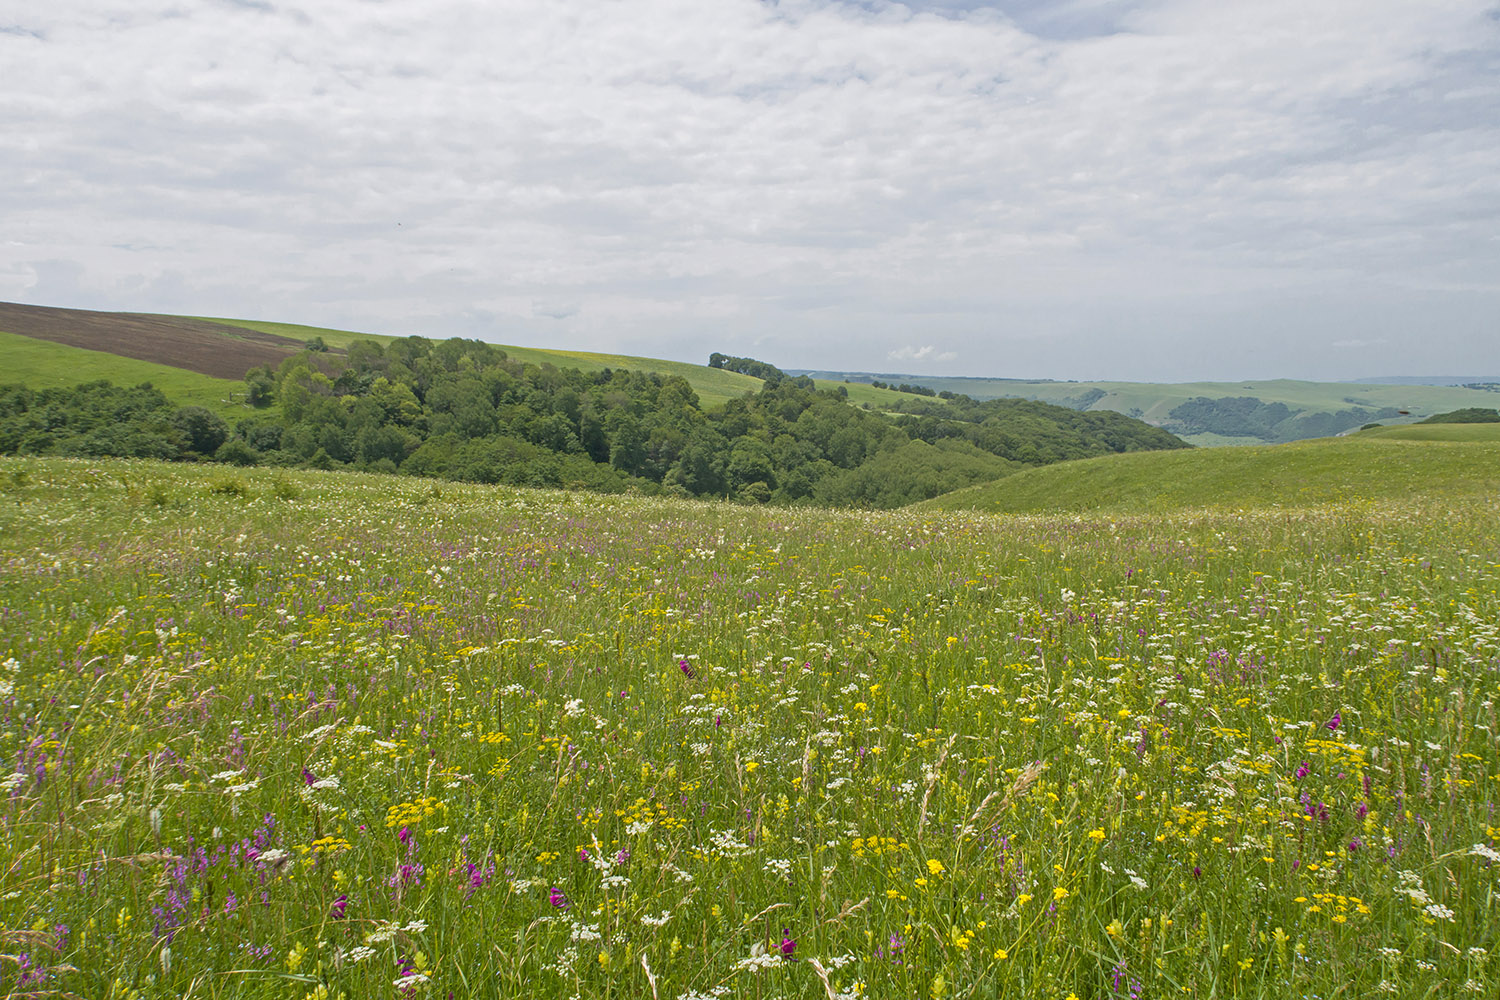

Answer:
[2,455,1496,998]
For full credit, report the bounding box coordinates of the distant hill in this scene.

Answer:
[204,317,921,411]
[1417,407,1500,424]
[915,429,1500,515]
[0,301,786,409]
[1348,376,1500,386]
[0,330,251,419]
[0,301,314,379]
[1,300,1190,507]
[791,369,1500,446]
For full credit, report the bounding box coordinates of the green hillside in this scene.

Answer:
[1356,423,1500,443]
[193,316,394,350]
[200,317,784,409]
[917,433,1500,515]
[199,316,926,410]
[798,372,1500,446]
[0,330,253,420]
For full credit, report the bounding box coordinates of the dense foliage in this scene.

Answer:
[707,353,799,385]
[868,380,936,396]
[1163,396,1402,442]
[1420,407,1500,423]
[0,381,226,461]
[2,457,1498,999]
[888,394,1189,464]
[0,337,1188,507]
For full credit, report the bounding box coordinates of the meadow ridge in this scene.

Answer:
[919,433,1500,516]
[1,456,1497,998]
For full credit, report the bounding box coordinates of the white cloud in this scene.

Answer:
[0,0,1496,379]
[532,299,581,321]
[889,345,958,362]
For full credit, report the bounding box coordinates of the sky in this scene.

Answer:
[2,0,1498,382]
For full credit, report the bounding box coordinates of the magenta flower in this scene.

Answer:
[1325,711,1342,731]
[549,886,570,908]
[679,659,696,679]
[1295,762,1310,779]
[330,894,348,919]
[779,929,796,958]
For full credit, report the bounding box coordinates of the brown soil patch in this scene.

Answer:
[0,301,336,380]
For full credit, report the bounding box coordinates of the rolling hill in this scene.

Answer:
[0,330,254,420]
[202,315,915,410]
[1,302,782,409]
[0,301,312,379]
[915,428,1500,515]
[792,370,1500,446]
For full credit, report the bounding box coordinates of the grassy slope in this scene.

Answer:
[199,316,920,410]
[828,375,1500,415]
[0,330,256,420]
[200,317,769,408]
[917,433,1500,514]
[802,373,1500,444]
[193,317,392,350]
[1356,423,1500,443]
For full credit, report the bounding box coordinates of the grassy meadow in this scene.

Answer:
[0,332,253,421]
[921,434,1500,516]
[1,456,1497,998]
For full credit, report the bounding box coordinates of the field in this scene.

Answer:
[202,316,907,411]
[1,456,1496,999]
[1357,424,1500,443]
[793,372,1500,447]
[0,303,307,381]
[921,434,1500,516]
[0,331,259,421]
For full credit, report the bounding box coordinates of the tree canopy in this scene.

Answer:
[1,337,1189,507]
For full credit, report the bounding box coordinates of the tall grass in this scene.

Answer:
[1,457,1495,998]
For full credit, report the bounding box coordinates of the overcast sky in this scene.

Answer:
[3,0,1497,381]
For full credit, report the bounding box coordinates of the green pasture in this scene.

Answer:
[1357,423,1500,443]
[0,330,255,420]
[919,433,1500,514]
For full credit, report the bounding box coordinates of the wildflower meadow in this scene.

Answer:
[1,457,1496,999]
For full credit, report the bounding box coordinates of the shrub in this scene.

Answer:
[215,439,260,466]
[206,475,251,499]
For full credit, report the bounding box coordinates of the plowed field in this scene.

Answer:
[0,301,323,380]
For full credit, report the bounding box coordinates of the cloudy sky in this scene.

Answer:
[3,0,1497,381]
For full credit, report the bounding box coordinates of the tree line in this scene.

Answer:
[0,337,1187,507]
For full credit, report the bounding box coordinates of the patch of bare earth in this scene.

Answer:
[0,301,335,380]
